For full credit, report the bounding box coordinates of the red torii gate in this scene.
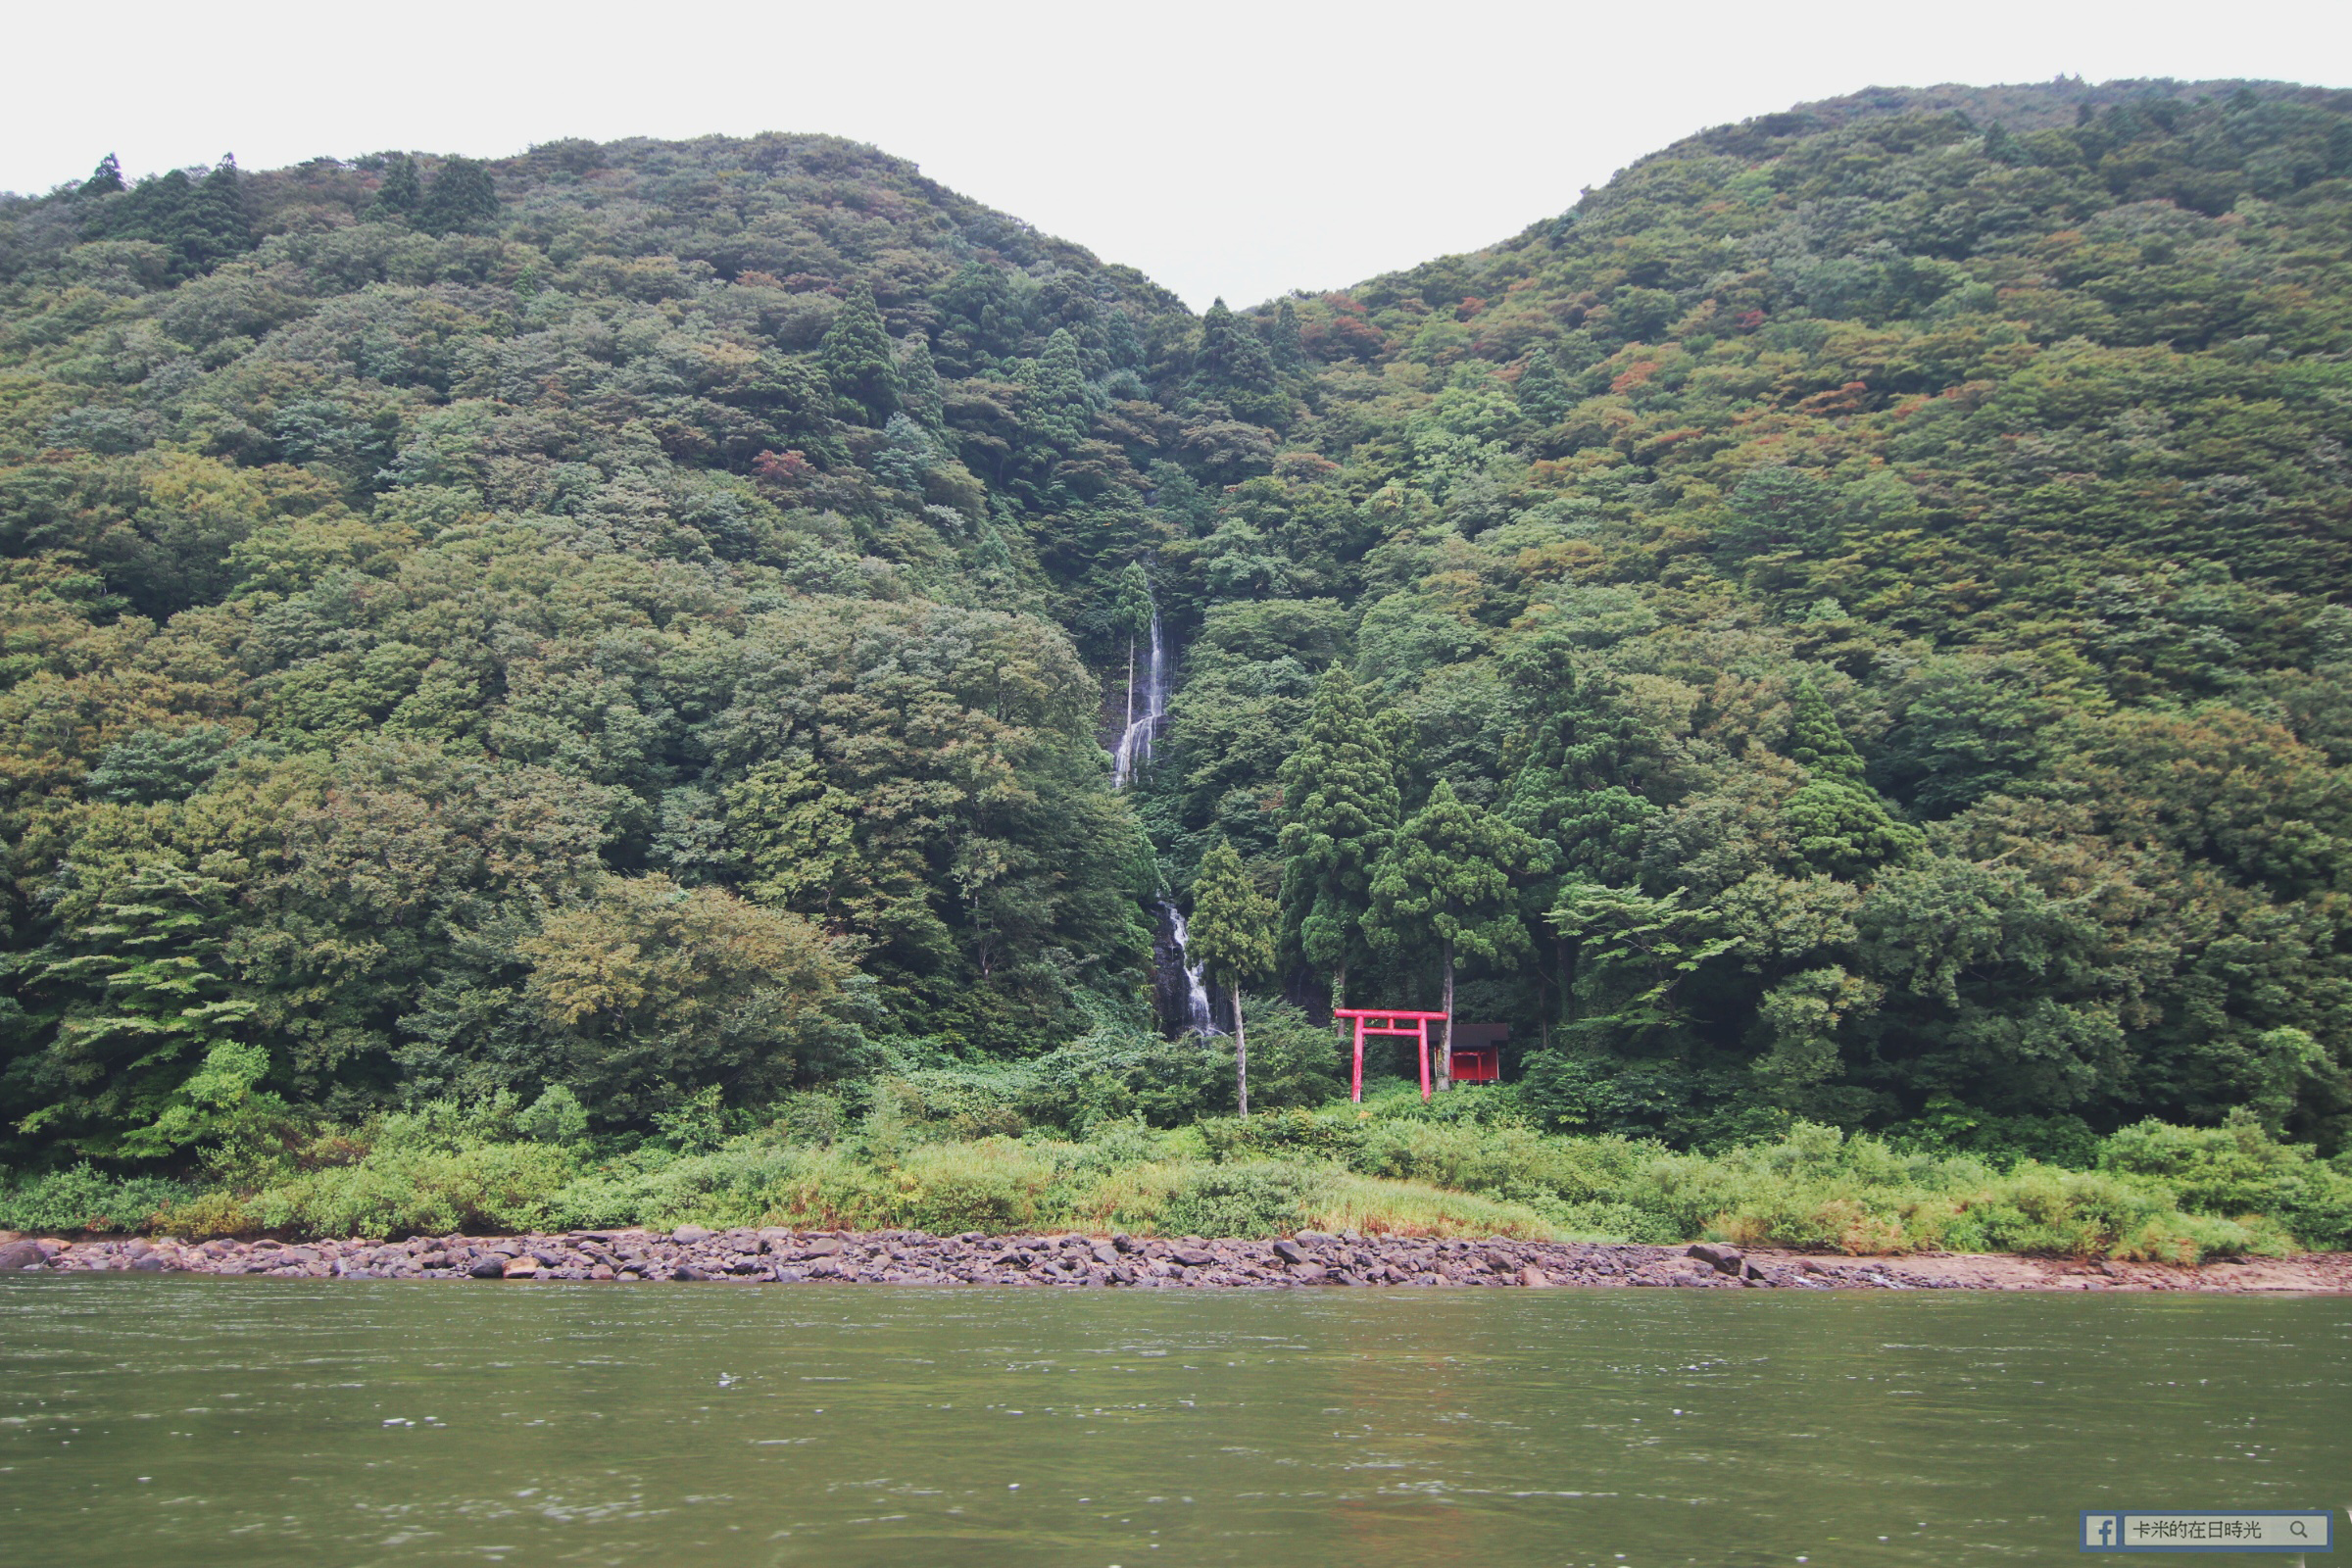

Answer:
[1331,1008,1450,1102]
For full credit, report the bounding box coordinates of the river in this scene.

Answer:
[1,1278,2343,1565]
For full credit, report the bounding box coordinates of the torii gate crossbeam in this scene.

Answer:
[1329,1008,1451,1102]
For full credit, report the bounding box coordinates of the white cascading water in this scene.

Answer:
[1110,609,1164,790]
[1160,900,1219,1037]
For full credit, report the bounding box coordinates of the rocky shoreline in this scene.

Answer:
[7,1228,2352,1292]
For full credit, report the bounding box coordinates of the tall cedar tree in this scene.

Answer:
[1194,298,1279,396]
[1370,781,1537,1086]
[897,332,945,428]
[1189,839,1277,1117]
[1781,681,1922,880]
[1277,665,1400,1012]
[1513,347,1571,426]
[1502,628,1662,1030]
[419,155,499,234]
[820,282,901,425]
[370,154,422,223]
[1269,298,1305,372]
[79,153,124,196]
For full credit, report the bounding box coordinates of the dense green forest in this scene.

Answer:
[4,75,2352,1228]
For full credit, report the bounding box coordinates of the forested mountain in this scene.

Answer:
[2,76,2350,1178]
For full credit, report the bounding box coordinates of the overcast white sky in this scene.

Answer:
[6,0,2346,310]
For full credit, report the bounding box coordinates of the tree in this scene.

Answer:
[1787,681,1864,781]
[1110,563,1154,730]
[897,332,945,428]
[17,865,262,1158]
[1270,298,1305,373]
[1193,298,1284,425]
[519,873,859,1122]
[419,154,499,234]
[1369,780,1537,1086]
[79,153,124,197]
[1549,883,1734,1056]
[1780,681,1922,880]
[1513,347,1570,426]
[369,154,422,223]
[1189,839,1277,1117]
[819,281,900,425]
[1276,665,1399,1013]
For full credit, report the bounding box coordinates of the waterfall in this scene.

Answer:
[1152,899,1220,1037]
[1111,609,1164,789]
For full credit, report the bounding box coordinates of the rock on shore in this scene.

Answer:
[5,1229,2351,1292]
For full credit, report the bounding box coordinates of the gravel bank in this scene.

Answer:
[7,1229,2351,1292]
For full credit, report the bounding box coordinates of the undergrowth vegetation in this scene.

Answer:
[5,1066,2347,1263]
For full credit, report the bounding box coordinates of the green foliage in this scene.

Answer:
[1189,839,1276,991]
[819,281,900,425]
[0,1164,188,1233]
[417,156,499,234]
[1370,781,1538,968]
[3,83,2352,1185]
[1276,665,1399,1001]
[1155,1160,1328,1239]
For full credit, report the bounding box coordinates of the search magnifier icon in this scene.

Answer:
[2291,1521,2311,1539]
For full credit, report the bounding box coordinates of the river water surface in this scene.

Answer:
[1,1278,2344,1566]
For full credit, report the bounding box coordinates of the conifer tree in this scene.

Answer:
[1780,679,1922,879]
[1270,298,1305,373]
[1189,839,1277,1117]
[79,153,124,197]
[1103,307,1145,370]
[1514,347,1571,426]
[896,331,945,428]
[1369,781,1537,1087]
[370,153,422,223]
[819,281,900,425]
[419,155,499,234]
[1276,665,1399,1013]
[1193,298,1278,396]
[1787,680,1865,781]
[1502,624,1660,888]
[1030,327,1094,446]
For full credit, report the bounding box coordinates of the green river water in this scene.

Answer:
[0,1277,2343,1566]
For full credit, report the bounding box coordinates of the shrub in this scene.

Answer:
[0,1165,190,1233]
[1198,1107,1364,1164]
[1229,1002,1346,1112]
[2098,1116,2352,1250]
[1022,1026,1225,1130]
[1157,1161,1330,1238]
[881,1141,1065,1234]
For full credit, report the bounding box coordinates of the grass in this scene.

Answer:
[5,1076,2349,1263]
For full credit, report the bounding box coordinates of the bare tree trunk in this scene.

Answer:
[1235,985,1250,1119]
[1438,938,1455,1091]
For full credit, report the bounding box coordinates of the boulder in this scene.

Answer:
[1272,1240,1307,1265]
[466,1257,508,1279]
[0,1240,46,1271]
[1688,1243,1743,1275]
[671,1224,713,1244]
[1518,1265,1552,1288]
